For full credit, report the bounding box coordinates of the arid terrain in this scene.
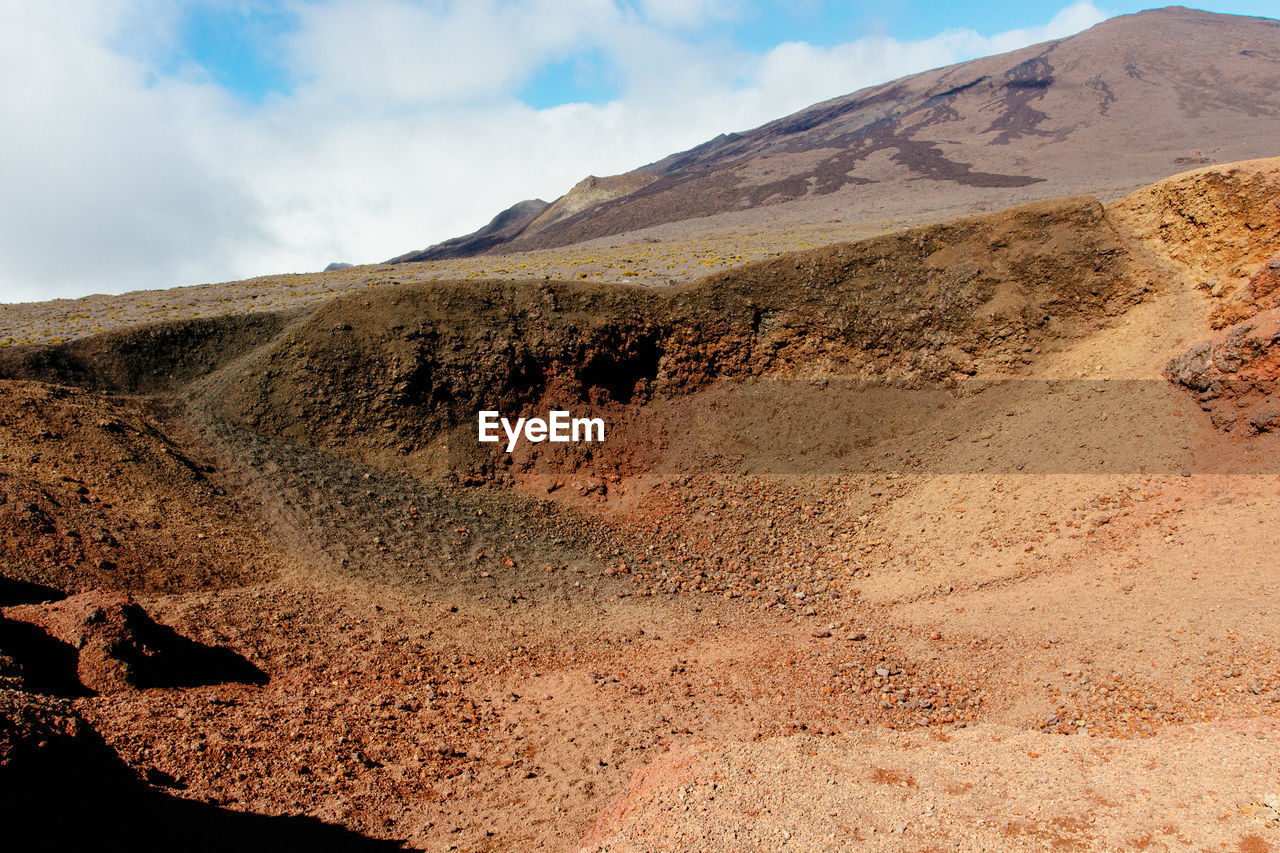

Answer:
[4,6,1280,848]
[2,152,1280,851]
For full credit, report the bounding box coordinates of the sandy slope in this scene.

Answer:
[584,720,1280,851]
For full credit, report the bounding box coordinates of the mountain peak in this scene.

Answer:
[393,7,1280,263]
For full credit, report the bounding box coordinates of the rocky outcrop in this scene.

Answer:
[5,589,266,694]
[1165,306,1280,433]
[521,173,658,236]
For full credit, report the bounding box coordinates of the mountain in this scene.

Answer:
[390,198,549,262]
[393,6,1280,262]
[520,173,658,237]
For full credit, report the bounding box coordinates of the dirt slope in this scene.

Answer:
[584,720,1280,851]
[0,380,284,594]
[523,175,661,238]
[209,194,1157,485]
[0,160,1279,851]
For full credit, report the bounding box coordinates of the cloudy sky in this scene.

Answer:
[1,0,1275,303]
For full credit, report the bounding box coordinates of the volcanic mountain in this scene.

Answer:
[7,6,1280,850]
[394,5,1280,261]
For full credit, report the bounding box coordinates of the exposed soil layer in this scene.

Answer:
[1,160,1279,850]
[1165,306,1280,433]
[206,195,1158,484]
[0,380,285,594]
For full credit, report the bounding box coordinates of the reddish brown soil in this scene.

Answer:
[6,588,266,694]
[2,160,1280,851]
[0,381,285,594]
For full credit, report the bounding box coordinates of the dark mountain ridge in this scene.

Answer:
[391,198,549,263]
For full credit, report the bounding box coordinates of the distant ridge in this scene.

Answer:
[391,198,549,263]
[521,173,659,237]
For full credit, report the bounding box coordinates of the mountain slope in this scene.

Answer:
[391,198,549,263]
[395,6,1280,262]
[521,173,659,237]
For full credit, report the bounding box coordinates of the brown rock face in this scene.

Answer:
[227,195,1149,483]
[1166,306,1280,433]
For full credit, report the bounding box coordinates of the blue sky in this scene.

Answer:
[1,1,1277,303]
[171,3,296,98]
[169,1,1280,105]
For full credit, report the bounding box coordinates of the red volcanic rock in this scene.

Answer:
[1165,306,1280,433]
[6,589,265,694]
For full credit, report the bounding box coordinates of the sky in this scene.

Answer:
[0,1,1276,303]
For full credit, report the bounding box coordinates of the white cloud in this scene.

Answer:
[285,0,623,106]
[746,2,1106,118]
[0,0,1106,303]
[985,1,1109,54]
[637,0,744,29]
[0,0,274,302]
